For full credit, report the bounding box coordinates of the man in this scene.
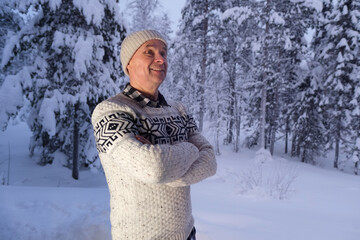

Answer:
[92,29,217,240]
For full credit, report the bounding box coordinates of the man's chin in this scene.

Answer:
[151,75,166,83]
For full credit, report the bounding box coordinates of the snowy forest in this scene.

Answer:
[0,0,359,178]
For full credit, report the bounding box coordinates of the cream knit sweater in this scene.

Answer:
[92,93,217,240]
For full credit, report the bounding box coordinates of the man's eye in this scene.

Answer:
[161,51,167,58]
[145,50,154,55]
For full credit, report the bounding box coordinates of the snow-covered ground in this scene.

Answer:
[1,121,359,240]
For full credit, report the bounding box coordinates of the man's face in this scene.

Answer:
[127,39,168,94]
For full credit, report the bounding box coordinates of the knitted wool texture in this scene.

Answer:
[120,29,167,75]
[92,93,217,240]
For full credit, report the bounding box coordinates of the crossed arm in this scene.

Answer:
[93,107,216,186]
[165,132,217,187]
[134,131,217,187]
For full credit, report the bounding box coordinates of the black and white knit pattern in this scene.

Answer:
[94,111,198,152]
[95,83,198,153]
[94,112,138,153]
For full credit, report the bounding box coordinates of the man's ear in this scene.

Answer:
[126,62,132,74]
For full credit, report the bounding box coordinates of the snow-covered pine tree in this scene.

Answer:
[318,0,360,169]
[238,0,317,156]
[208,67,227,155]
[290,64,325,163]
[0,1,23,84]
[266,0,316,155]
[162,33,195,104]
[313,0,334,60]
[2,0,126,178]
[341,0,360,174]
[164,2,198,109]
[347,127,360,175]
[196,1,233,154]
[157,13,173,43]
[275,0,316,156]
[311,0,334,158]
[127,0,159,31]
[347,60,360,174]
[220,0,256,152]
[236,0,286,153]
[126,0,172,41]
[0,1,25,130]
[171,0,218,132]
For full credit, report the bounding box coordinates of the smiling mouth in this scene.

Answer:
[150,67,165,72]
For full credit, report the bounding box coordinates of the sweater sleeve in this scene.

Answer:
[165,104,217,187]
[92,102,200,185]
[165,131,217,187]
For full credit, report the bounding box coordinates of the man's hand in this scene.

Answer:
[135,135,152,144]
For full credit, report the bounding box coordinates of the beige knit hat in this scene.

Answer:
[120,29,167,75]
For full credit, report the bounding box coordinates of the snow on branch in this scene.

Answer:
[38,96,58,137]
[221,6,252,26]
[192,14,205,26]
[0,74,24,130]
[1,33,19,69]
[74,35,93,79]
[290,0,323,12]
[73,0,105,26]
[48,0,62,10]
[269,11,285,26]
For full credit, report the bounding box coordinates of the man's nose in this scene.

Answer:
[154,53,166,63]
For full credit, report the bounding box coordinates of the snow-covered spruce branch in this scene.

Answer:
[236,55,254,70]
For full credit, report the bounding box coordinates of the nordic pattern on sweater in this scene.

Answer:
[94,112,138,153]
[95,108,198,152]
[91,92,217,240]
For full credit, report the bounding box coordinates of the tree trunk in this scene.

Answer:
[285,118,289,154]
[225,121,233,145]
[291,133,297,157]
[215,122,221,156]
[269,84,279,155]
[270,125,275,155]
[198,0,208,132]
[270,85,279,155]
[226,64,236,145]
[72,102,79,180]
[334,116,341,169]
[355,161,358,175]
[259,80,267,149]
[296,139,301,157]
[234,96,241,153]
[215,97,221,156]
[334,138,339,169]
[259,0,270,149]
[301,148,306,163]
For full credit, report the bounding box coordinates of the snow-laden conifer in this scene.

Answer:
[1,0,126,177]
[168,0,220,132]
[125,0,172,42]
[0,1,25,129]
[317,0,360,169]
